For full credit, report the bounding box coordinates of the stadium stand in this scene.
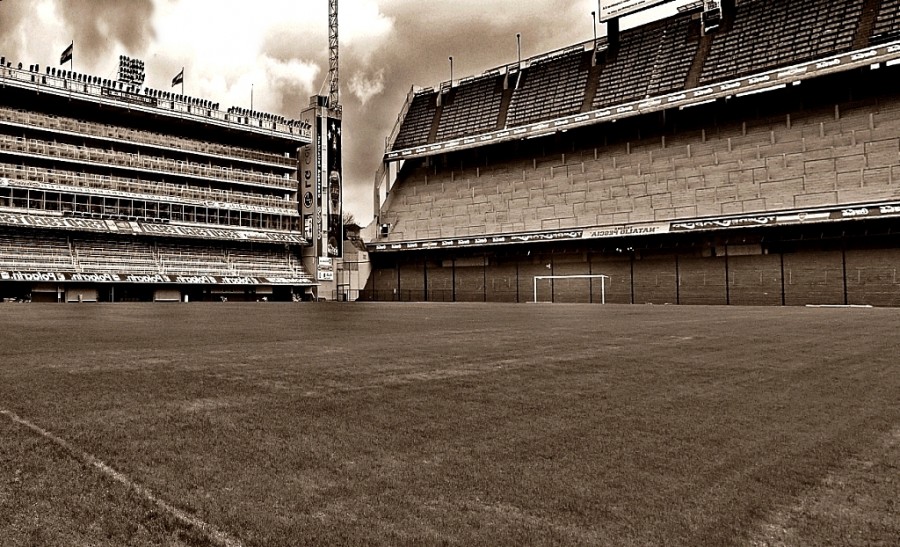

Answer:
[700,0,864,84]
[0,228,309,282]
[391,89,438,150]
[379,91,900,241]
[0,106,295,167]
[0,231,73,270]
[368,0,900,306]
[435,74,504,141]
[873,0,900,41]
[0,53,315,302]
[594,16,696,108]
[507,49,591,127]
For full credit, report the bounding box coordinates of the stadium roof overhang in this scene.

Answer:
[384,39,900,163]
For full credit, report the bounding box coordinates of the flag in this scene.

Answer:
[59,42,73,65]
[171,68,183,87]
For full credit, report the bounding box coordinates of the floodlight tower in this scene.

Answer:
[327,0,340,111]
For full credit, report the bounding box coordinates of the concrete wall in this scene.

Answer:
[367,237,900,307]
[380,87,900,245]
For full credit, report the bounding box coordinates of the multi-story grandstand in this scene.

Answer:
[368,0,900,306]
[0,54,317,302]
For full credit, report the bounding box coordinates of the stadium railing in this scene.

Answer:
[0,134,293,191]
[0,107,296,168]
[0,163,295,214]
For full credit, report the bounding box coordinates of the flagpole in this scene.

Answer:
[70,41,73,72]
[181,67,184,95]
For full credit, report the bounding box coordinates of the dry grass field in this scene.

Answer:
[0,302,898,546]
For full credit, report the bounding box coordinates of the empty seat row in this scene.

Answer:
[701,0,864,84]
[0,106,293,167]
[508,50,590,127]
[436,75,504,141]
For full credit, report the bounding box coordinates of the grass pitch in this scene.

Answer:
[0,302,898,546]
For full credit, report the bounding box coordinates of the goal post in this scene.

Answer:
[533,274,610,304]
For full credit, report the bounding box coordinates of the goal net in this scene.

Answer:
[532,274,610,304]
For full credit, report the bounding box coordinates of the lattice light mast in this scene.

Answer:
[328,0,340,111]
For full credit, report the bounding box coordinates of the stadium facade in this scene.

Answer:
[0,53,342,302]
[366,0,900,306]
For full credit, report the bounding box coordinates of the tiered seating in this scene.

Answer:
[593,16,696,109]
[73,238,158,273]
[701,0,864,84]
[392,90,438,150]
[228,247,298,277]
[0,231,74,270]
[507,50,589,127]
[0,107,295,167]
[0,164,293,213]
[873,0,900,41]
[645,16,696,98]
[0,232,312,279]
[158,243,230,275]
[380,95,900,242]
[0,134,292,190]
[435,75,503,141]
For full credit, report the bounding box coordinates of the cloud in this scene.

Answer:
[348,69,386,106]
[57,0,156,63]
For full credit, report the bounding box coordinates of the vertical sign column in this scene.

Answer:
[300,99,343,290]
[325,116,343,258]
[299,108,318,250]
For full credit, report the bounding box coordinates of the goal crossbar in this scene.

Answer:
[533,274,610,304]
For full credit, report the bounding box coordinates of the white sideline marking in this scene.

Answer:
[0,409,243,547]
[805,304,874,308]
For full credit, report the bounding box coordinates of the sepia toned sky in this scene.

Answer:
[0,0,693,223]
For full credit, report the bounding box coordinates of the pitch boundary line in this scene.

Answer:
[0,408,243,547]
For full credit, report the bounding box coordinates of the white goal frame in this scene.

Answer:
[533,274,610,304]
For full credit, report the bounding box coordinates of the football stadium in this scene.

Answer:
[367,0,900,307]
[1,1,900,546]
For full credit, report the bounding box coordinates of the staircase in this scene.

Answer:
[427,98,443,144]
[496,84,515,129]
[685,33,714,89]
[854,0,882,49]
[581,61,604,112]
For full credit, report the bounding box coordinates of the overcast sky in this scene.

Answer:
[0,0,692,223]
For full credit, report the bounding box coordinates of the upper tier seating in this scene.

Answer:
[387,0,881,151]
[507,50,590,127]
[594,16,696,109]
[701,0,864,84]
[392,90,438,150]
[435,75,504,141]
[0,163,293,214]
[0,134,291,190]
[0,107,295,168]
[873,0,900,41]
